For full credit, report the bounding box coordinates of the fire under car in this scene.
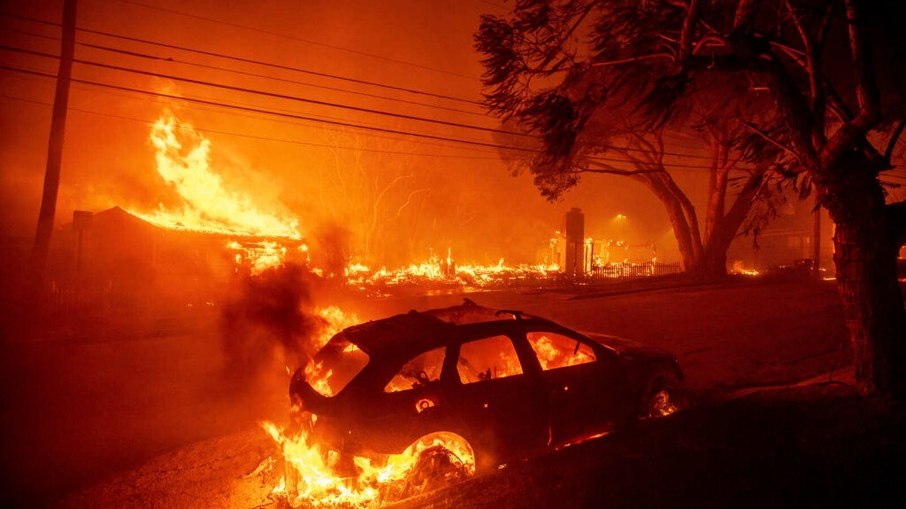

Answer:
[289,299,683,474]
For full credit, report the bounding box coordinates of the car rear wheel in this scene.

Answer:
[394,432,475,498]
[642,373,682,419]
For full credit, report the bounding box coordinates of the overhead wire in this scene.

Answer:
[2,25,491,118]
[0,11,485,106]
[112,0,480,80]
[0,43,531,139]
[0,14,753,163]
[1,70,522,157]
[0,36,750,164]
[0,61,764,172]
[0,92,512,161]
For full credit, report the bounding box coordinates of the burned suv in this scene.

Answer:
[290,299,682,472]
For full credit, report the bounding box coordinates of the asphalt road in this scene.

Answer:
[1,275,849,505]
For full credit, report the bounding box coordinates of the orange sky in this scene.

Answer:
[0,0,744,265]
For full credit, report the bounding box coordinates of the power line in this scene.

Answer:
[0,63,543,153]
[3,70,511,156]
[0,36,748,163]
[3,25,490,119]
[2,64,746,172]
[0,65,756,177]
[0,92,509,161]
[0,11,484,106]
[0,15,745,162]
[1,42,526,140]
[112,0,479,81]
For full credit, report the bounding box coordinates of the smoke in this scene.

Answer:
[219,263,326,378]
[313,222,351,277]
[218,219,362,381]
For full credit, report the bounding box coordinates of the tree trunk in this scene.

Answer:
[822,158,906,396]
[696,244,729,280]
[636,174,700,272]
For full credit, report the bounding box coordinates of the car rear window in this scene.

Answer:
[306,334,370,397]
[527,332,596,370]
[457,335,523,384]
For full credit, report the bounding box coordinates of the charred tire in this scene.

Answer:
[399,432,476,498]
[640,372,682,419]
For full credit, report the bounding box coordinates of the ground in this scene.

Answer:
[2,274,880,507]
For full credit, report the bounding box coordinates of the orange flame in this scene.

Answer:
[263,421,474,508]
[134,112,300,239]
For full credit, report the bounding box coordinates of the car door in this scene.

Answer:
[445,333,548,469]
[358,345,464,451]
[525,329,621,445]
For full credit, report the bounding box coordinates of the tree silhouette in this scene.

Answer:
[476,0,906,395]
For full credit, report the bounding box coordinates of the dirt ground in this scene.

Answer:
[1,275,854,506]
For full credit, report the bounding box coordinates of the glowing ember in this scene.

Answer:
[263,422,474,508]
[647,390,679,418]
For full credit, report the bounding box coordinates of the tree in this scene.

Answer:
[476,2,783,279]
[476,0,906,396]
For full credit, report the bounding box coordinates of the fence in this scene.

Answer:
[588,261,682,279]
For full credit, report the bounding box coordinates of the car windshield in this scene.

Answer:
[305,333,370,397]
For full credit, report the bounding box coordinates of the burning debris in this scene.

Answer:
[262,423,474,508]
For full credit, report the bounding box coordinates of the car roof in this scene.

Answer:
[340,299,556,355]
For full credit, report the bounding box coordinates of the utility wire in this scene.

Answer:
[0,63,542,153]
[3,70,517,156]
[0,34,745,162]
[0,11,484,106]
[3,26,490,118]
[2,63,756,172]
[0,17,744,162]
[0,92,511,161]
[112,0,479,80]
[0,43,528,139]
[2,73,758,175]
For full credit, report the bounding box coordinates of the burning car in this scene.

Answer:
[287,299,682,484]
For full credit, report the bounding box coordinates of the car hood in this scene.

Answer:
[583,332,677,363]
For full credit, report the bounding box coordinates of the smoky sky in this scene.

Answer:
[0,0,833,266]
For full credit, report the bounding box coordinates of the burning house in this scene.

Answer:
[47,205,306,316]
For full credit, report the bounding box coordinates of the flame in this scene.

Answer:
[303,307,363,397]
[134,112,300,239]
[263,422,474,508]
[530,334,595,370]
[316,306,361,350]
[131,111,303,273]
[227,240,288,275]
[730,260,760,277]
[343,256,560,289]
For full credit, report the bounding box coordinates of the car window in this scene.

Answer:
[527,332,596,370]
[457,335,523,384]
[306,334,370,397]
[384,347,446,393]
